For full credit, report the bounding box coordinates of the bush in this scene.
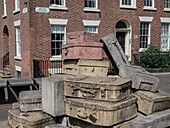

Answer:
[139,44,170,68]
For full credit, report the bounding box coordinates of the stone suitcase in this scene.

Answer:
[8,109,55,128]
[63,59,109,77]
[62,42,103,60]
[119,64,159,92]
[134,90,170,115]
[19,90,42,112]
[65,95,137,126]
[56,74,132,102]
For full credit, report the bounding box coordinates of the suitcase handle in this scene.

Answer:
[77,108,88,119]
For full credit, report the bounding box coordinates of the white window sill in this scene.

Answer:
[139,48,147,52]
[50,57,62,61]
[83,8,100,12]
[161,48,169,52]
[2,15,7,18]
[49,6,68,10]
[14,56,21,60]
[164,8,170,12]
[120,5,137,10]
[143,7,157,11]
[13,10,20,14]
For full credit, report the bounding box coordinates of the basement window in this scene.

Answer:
[85,26,98,33]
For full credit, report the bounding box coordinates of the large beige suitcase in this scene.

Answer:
[65,95,137,126]
[56,74,132,101]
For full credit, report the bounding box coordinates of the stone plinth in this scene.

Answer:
[19,90,42,112]
[62,42,103,60]
[55,74,132,102]
[134,90,170,115]
[67,31,98,44]
[8,109,55,128]
[62,59,109,77]
[65,95,137,126]
[42,77,65,117]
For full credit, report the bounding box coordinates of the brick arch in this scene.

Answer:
[3,25,9,56]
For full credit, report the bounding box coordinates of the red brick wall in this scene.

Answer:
[0,0,170,78]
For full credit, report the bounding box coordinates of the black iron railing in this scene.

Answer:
[3,52,9,75]
[33,58,62,78]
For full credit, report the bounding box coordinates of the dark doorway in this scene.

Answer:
[116,32,125,52]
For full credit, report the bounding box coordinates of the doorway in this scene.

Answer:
[115,20,132,61]
[116,32,125,52]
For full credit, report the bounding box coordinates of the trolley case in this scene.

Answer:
[56,74,132,101]
[65,95,137,126]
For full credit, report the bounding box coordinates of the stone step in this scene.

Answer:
[1,75,13,79]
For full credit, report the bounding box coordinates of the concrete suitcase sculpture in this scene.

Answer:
[65,95,137,126]
[62,59,109,77]
[101,33,159,92]
[119,64,159,92]
[56,74,132,102]
[19,90,42,112]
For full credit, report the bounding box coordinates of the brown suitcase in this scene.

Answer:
[65,95,137,126]
[56,74,132,101]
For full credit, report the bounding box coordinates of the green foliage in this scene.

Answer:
[139,44,170,68]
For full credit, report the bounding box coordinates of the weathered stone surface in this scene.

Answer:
[63,59,109,77]
[62,42,103,60]
[19,90,42,112]
[0,120,11,128]
[45,124,67,128]
[101,33,159,92]
[67,31,98,44]
[8,109,55,128]
[134,90,170,115]
[119,64,159,92]
[55,74,132,102]
[100,33,129,71]
[42,77,65,117]
[119,65,159,92]
[65,95,137,126]
[131,109,170,128]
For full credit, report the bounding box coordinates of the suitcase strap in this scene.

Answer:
[71,83,97,99]
[67,100,98,123]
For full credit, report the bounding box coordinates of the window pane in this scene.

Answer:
[85,26,97,33]
[165,0,170,8]
[50,0,64,6]
[84,0,96,8]
[161,23,169,49]
[51,25,65,56]
[122,0,132,5]
[140,22,150,48]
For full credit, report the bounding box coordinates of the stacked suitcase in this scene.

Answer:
[58,32,138,127]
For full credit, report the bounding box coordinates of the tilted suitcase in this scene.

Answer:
[56,74,132,101]
[65,95,137,126]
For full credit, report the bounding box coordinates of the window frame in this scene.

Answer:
[120,0,136,9]
[143,0,157,10]
[2,0,7,17]
[83,0,100,12]
[16,26,21,57]
[161,23,170,51]
[51,25,66,57]
[139,22,151,50]
[82,20,100,34]
[50,0,66,7]
[85,26,98,34]
[164,0,170,11]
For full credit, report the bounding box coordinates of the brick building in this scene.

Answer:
[0,0,170,78]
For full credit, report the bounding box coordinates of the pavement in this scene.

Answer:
[0,73,170,125]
